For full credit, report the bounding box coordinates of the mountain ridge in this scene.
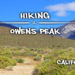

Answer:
[58,20,75,39]
[0,24,75,48]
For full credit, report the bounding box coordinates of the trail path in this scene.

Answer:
[0,65,35,75]
[0,57,39,75]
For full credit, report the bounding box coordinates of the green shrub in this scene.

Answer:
[24,51,37,57]
[12,50,38,57]
[33,56,41,61]
[0,56,16,69]
[33,61,68,75]
[37,54,42,57]
[68,70,75,75]
[0,50,12,58]
[15,58,24,63]
[33,49,75,75]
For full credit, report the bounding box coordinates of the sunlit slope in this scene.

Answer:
[0,26,75,48]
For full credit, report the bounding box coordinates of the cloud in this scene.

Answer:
[46,2,75,17]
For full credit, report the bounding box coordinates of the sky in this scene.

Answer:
[0,0,75,29]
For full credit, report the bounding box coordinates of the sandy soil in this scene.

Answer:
[0,65,35,75]
[0,57,40,75]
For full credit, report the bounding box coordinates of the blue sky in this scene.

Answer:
[0,0,75,29]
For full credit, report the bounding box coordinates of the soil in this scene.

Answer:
[0,57,41,75]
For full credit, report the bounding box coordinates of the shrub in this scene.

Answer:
[37,54,42,57]
[33,56,41,61]
[33,48,75,75]
[0,50,12,58]
[0,56,16,69]
[68,70,75,75]
[33,61,68,75]
[15,58,24,63]
[24,51,37,57]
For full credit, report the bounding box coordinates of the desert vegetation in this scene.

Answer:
[0,46,75,75]
[33,48,75,75]
[0,47,43,69]
[0,27,75,75]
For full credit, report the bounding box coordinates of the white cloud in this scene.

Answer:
[46,2,75,17]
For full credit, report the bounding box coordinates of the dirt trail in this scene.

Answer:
[0,57,39,75]
[0,65,35,75]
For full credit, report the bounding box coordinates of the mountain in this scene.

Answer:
[58,20,75,40]
[0,23,17,29]
[0,24,75,48]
